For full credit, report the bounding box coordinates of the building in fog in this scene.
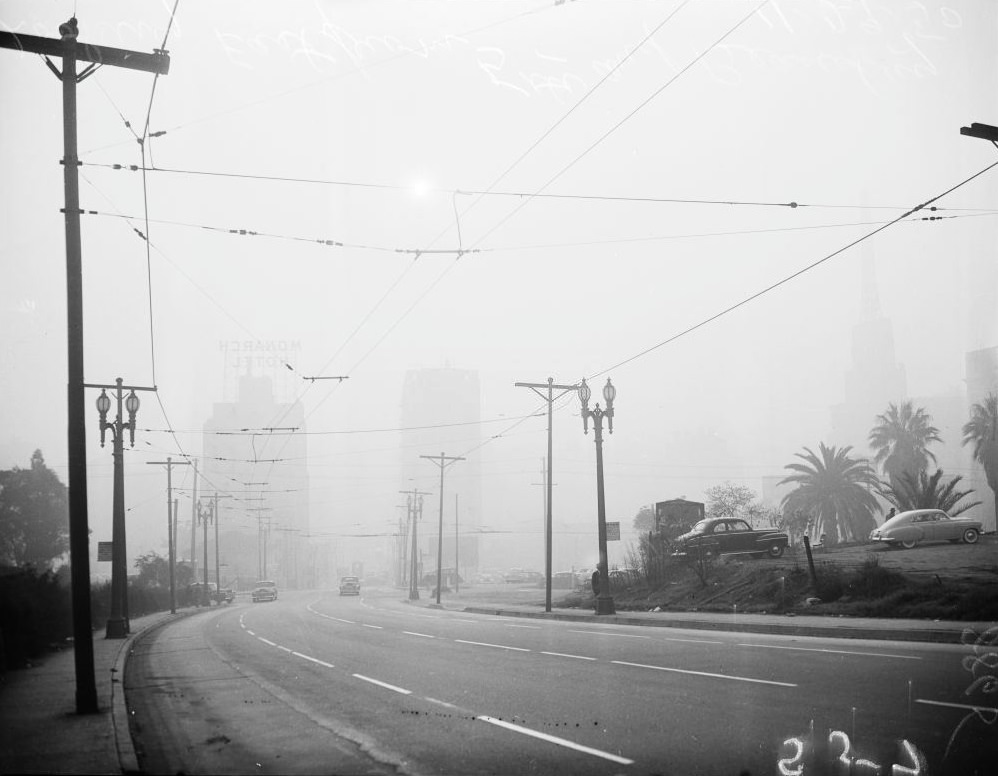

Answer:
[200,374,310,590]
[830,248,907,453]
[399,367,483,581]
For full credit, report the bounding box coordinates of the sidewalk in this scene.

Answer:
[0,610,189,775]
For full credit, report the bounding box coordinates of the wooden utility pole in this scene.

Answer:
[514,378,578,613]
[0,17,170,714]
[146,458,191,614]
[421,453,465,605]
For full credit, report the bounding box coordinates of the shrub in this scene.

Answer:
[848,554,903,599]
[813,562,847,602]
[0,566,72,670]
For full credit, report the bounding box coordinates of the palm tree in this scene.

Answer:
[878,469,981,516]
[963,393,998,530]
[868,401,941,491]
[779,443,881,544]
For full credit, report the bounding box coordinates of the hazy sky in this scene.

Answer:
[2,1,996,573]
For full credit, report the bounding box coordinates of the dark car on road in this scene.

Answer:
[675,518,789,559]
[251,580,278,602]
[339,576,361,595]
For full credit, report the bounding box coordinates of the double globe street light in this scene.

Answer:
[578,377,616,616]
[93,378,142,638]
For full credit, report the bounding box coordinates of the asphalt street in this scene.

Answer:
[124,589,996,775]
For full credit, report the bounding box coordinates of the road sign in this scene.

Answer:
[97,541,113,562]
[606,522,620,541]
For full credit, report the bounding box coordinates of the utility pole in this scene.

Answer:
[421,453,465,605]
[190,459,198,580]
[514,378,578,613]
[2,21,169,712]
[454,492,460,594]
[400,488,431,600]
[146,458,190,614]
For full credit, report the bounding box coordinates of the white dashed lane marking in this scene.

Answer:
[353,674,412,695]
[477,716,634,765]
[613,660,797,687]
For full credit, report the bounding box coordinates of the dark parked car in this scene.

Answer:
[675,518,789,559]
[869,509,982,549]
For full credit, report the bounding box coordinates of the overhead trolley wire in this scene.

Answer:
[589,159,998,379]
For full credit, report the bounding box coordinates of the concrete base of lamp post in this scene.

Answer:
[105,617,127,639]
[595,595,616,616]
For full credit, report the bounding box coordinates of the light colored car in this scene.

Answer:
[251,580,278,602]
[338,576,361,596]
[869,509,982,549]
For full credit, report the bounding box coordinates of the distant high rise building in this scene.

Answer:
[830,246,907,454]
[399,368,482,578]
[202,374,309,589]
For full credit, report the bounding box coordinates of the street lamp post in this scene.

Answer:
[92,377,152,638]
[401,488,431,600]
[196,498,214,606]
[578,377,617,616]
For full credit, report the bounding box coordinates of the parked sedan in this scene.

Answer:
[869,509,982,549]
[675,518,789,558]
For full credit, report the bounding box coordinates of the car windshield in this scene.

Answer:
[254,581,276,587]
[691,521,710,533]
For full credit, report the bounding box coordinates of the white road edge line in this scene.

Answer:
[613,660,797,687]
[455,639,530,652]
[663,637,724,645]
[362,624,383,629]
[504,624,541,629]
[738,643,922,660]
[403,631,435,639]
[292,651,334,669]
[917,699,998,713]
[541,651,596,661]
[258,637,276,647]
[477,715,634,765]
[353,674,412,695]
[277,645,293,653]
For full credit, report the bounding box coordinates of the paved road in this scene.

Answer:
[126,589,996,775]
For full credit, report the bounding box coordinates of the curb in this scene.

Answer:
[110,610,201,774]
[460,606,967,644]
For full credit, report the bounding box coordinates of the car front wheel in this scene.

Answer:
[962,528,980,544]
[767,543,785,558]
[900,538,918,549]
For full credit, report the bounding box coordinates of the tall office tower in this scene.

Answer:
[202,374,309,589]
[830,248,907,454]
[399,368,483,580]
